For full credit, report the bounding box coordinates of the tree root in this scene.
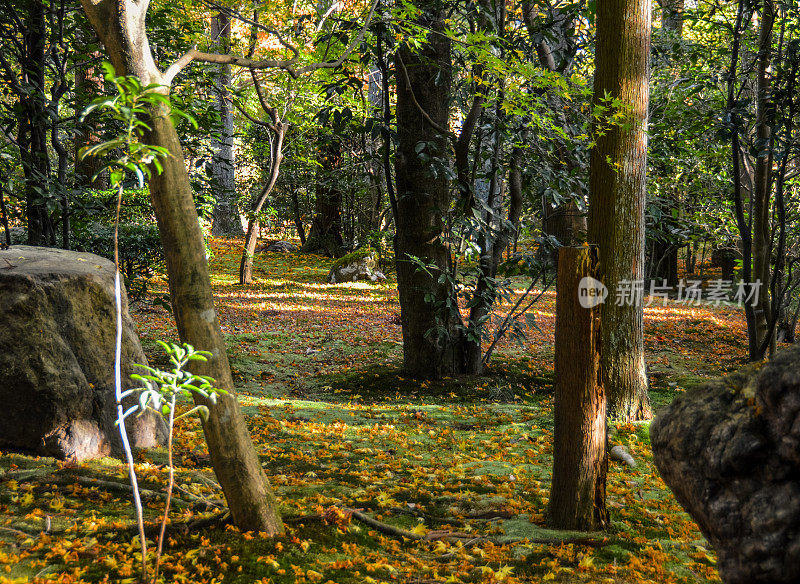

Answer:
[340,507,610,548]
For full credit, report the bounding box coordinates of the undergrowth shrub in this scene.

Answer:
[73,222,163,298]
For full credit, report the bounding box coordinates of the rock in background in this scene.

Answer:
[257,240,297,253]
[651,345,800,584]
[328,250,386,284]
[0,246,166,460]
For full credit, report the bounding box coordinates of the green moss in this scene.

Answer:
[330,247,373,270]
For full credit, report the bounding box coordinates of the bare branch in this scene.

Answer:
[250,69,279,125]
[165,0,377,83]
[164,45,201,85]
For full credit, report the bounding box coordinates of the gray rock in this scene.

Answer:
[651,345,800,584]
[0,246,165,460]
[328,252,386,284]
[258,241,297,253]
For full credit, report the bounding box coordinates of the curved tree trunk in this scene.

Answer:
[80,0,283,535]
[587,0,653,421]
[240,122,286,284]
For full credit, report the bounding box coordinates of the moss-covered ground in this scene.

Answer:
[0,236,764,583]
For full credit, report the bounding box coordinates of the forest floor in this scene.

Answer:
[0,236,766,584]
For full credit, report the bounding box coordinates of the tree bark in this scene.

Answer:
[548,246,608,531]
[394,0,464,379]
[79,0,283,535]
[209,12,241,236]
[587,0,652,421]
[752,0,775,357]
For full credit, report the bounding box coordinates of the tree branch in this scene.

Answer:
[164,0,378,83]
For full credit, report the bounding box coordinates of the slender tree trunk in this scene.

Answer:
[0,187,10,246]
[549,246,608,530]
[210,12,241,236]
[587,0,652,421]
[79,0,283,535]
[240,122,286,284]
[394,0,465,379]
[752,0,775,357]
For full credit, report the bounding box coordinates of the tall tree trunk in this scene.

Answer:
[587,0,652,421]
[752,0,775,357]
[79,0,283,535]
[210,12,241,236]
[727,0,757,361]
[19,0,54,246]
[394,0,465,379]
[548,246,608,530]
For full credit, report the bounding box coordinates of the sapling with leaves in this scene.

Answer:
[78,62,196,583]
[128,341,227,584]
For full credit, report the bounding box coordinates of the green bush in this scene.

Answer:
[72,222,163,299]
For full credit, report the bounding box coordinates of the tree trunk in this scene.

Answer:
[587,0,652,421]
[291,187,306,246]
[548,246,608,531]
[661,0,684,34]
[79,0,283,535]
[752,0,775,358]
[302,134,345,257]
[209,12,241,236]
[394,0,465,379]
[19,0,54,246]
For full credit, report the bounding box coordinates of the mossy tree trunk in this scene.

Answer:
[587,0,653,422]
[394,0,467,379]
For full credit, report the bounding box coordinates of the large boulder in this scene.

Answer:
[327,250,386,284]
[651,345,800,584]
[0,246,165,460]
